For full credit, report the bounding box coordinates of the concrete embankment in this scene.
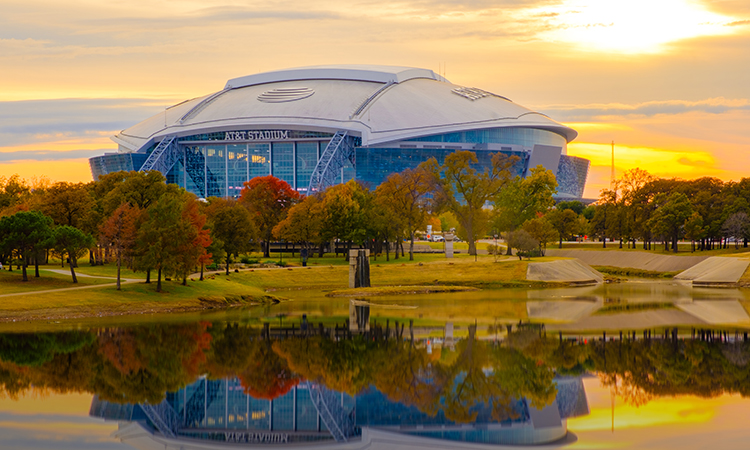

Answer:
[526,259,603,285]
[673,256,750,286]
[544,249,708,272]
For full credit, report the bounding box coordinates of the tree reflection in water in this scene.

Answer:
[1,322,749,416]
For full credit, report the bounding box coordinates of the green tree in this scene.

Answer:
[0,211,54,281]
[684,212,705,252]
[272,194,324,254]
[424,151,518,256]
[547,208,579,248]
[648,192,694,252]
[507,229,539,260]
[52,226,94,283]
[136,193,187,291]
[522,216,557,256]
[205,198,257,275]
[493,165,557,251]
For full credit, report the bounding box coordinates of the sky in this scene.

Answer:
[0,0,748,198]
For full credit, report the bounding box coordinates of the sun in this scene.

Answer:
[533,0,738,54]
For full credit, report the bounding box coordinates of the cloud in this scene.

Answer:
[0,98,167,147]
[541,98,750,121]
[0,150,108,163]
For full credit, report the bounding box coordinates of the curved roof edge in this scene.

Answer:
[225,65,447,89]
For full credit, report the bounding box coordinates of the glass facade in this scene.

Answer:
[91,126,586,199]
[271,142,294,187]
[295,142,318,193]
[406,127,567,151]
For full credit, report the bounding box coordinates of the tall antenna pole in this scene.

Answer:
[610,140,615,186]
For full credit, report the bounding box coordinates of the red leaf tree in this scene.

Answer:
[239,176,300,257]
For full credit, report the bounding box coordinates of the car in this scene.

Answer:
[432,235,444,242]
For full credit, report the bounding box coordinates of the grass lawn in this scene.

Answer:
[0,268,116,294]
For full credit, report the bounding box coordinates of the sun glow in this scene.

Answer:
[535,0,738,53]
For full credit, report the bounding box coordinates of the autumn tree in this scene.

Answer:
[424,151,518,255]
[174,194,212,285]
[320,181,373,259]
[272,194,324,254]
[99,203,141,289]
[52,226,94,283]
[506,229,539,260]
[239,176,300,257]
[40,182,94,229]
[375,168,432,260]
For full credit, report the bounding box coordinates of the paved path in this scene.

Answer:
[545,249,709,272]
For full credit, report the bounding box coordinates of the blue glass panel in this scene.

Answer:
[272,142,294,187]
[295,142,318,193]
[227,144,248,197]
[249,143,270,179]
[205,145,226,198]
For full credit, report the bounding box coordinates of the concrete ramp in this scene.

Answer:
[676,301,750,324]
[527,300,601,322]
[545,249,708,272]
[673,257,750,285]
[527,259,603,284]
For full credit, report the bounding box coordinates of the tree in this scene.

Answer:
[522,216,557,256]
[0,211,54,281]
[272,195,324,254]
[493,165,557,250]
[424,151,518,255]
[136,193,187,292]
[172,194,212,285]
[52,226,94,283]
[320,181,372,259]
[99,203,140,290]
[648,192,693,252]
[547,208,579,248]
[239,176,300,257]
[507,229,539,260]
[375,168,432,261]
[722,212,749,249]
[684,212,705,253]
[205,198,257,275]
[40,182,94,229]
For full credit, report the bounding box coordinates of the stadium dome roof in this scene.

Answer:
[113,64,577,152]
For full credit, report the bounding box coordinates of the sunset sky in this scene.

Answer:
[1,0,748,198]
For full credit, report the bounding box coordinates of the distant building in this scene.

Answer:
[90,375,589,449]
[89,65,588,199]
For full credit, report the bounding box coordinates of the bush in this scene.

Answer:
[240,256,260,264]
[206,263,219,270]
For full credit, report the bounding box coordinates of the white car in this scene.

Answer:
[432,235,444,242]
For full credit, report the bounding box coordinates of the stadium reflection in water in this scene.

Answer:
[90,374,588,450]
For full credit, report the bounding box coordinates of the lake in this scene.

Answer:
[1,280,750,450]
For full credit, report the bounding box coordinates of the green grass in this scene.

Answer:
[593,266,679,279]
[0,268,116,294]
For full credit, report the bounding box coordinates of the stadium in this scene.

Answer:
[89,65,588,199]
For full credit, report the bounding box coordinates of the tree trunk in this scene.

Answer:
[146,269,151,284]
[672,235,678,253]
[69,251,78,283]
[226,253,231,275]
[409,231,415,261]
[116,249,122,290]
[559,234,563,249]
[156,267,162,292]
[385,238,390,261]
[34,254,40,278]
[21,251,28,281]
[200,263,204,281]
[263,241,270,258]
